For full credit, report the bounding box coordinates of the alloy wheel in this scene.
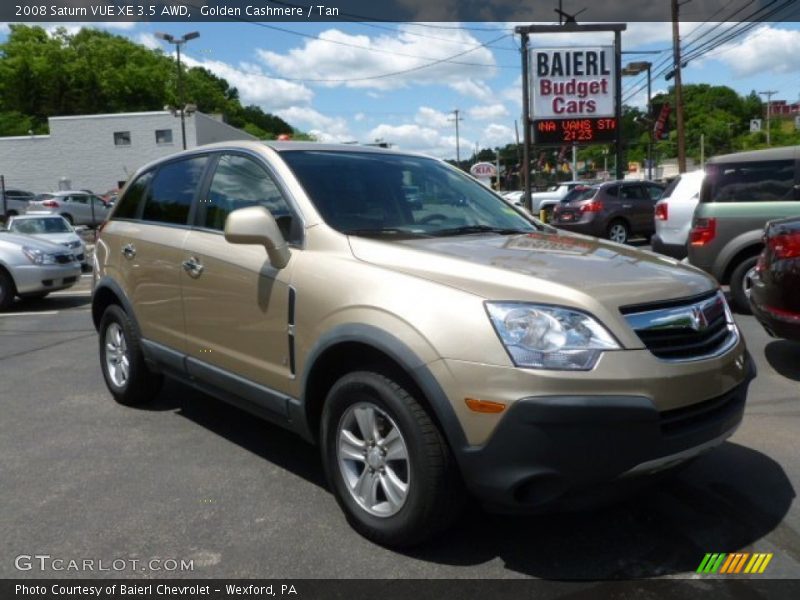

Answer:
[104,322,130,388]
[337,402,410,517]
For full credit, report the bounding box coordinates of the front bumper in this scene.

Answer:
[13,262,82,294]
[450,352,755,512]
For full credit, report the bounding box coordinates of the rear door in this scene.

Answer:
[180,151,302,397]
[618,183,650,233]
[108,155,209,353]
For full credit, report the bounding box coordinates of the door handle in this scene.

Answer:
[622,204,633,209]
[122,243,136,259]
[182,256,204,277]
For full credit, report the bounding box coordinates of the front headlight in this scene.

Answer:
[485,302,620,370]
[22,246,59,265]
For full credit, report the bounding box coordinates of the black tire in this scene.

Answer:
[321,371,463,548]
[0,269,16,311]
[606,219,630,244]
[729,256,759,314]
[98,304,162,406]
[62,214,74,225]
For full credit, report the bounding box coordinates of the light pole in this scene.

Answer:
[759,90,777,146]
[155,31,200,150]
[449,109,463,167]
[622,61,653,180]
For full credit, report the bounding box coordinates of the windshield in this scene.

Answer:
[279,150,538,237]
[9,217,73,234]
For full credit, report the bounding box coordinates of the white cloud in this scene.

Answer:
[367,123,471,158]
[277,107,353,142]
[414,106,452,128]
[468,103,508,121]
[256,25,496,91]
[711,25,800,78]
[450,79,494,102]
[0,23,9,35]
[135,32,160,50]
[480,123,515,148]
[181,55,313,111]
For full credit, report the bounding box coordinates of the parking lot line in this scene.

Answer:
[0,311,59,317]
[49,291,92,297]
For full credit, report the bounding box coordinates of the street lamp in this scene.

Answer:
[155,31,200,150]
[622,61,653,180]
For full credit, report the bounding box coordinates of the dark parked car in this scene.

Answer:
[750,216,800,341]
[552,180,665,244]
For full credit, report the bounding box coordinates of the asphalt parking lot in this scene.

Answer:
[1,273,798,580]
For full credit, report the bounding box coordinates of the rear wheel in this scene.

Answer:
[729,256,759,314]
[99,304,162,405]
[0,270,16,311]
[321,371,463,548]
[607,219,630,244]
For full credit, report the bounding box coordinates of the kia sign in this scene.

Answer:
[470,162,496,178]
[531,47,615,119]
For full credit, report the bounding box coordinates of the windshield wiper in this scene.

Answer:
[434,225,532,237]
[342,227,430,238]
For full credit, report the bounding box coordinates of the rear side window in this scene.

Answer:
[113,171,152,220]
[661,176,681,199]
[142,156,208,225]
[702,160,796,203]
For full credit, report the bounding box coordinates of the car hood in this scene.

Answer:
[0,231,76,253]
[26,233,82,247]
[348,229,717,310]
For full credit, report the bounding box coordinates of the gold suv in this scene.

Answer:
[93,142,755,547]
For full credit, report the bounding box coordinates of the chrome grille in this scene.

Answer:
[622,291,738,361]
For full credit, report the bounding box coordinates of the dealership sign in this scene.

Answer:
[531,47,615,118]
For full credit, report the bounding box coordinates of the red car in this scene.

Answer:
[750,216,800,341]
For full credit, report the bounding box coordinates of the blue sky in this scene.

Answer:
[2,20,799,158]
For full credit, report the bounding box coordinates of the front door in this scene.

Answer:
[180,152,300,396]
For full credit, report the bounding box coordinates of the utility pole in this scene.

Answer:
[759,90,778,146]
[449,109,463,166]
[671,0,687,173]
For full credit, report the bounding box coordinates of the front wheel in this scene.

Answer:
[729,256,759,314]
[99,304,163,405]
[321,371,463,548]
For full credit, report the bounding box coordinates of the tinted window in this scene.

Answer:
[702,160,796,203]
[203,154,294,235]
[620,185,646,200]
[645,184,664,200]
[155,129,173,144]
[69,195,89,204]
[114,131,131,146]
[113,171,152,220]
[661,176,681,199]
[142,157,207,225]
[562,186,597,203]
[605,185,619,197]
[280,151,536,236]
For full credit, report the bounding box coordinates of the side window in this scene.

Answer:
[142,156,208,225]
[203,154,296,238]
[622,185,647,200]
[112,171,152,220]
[70,195,88,204]
[645,184,664,200]
[605,185,619,197]
[704,160,796,203]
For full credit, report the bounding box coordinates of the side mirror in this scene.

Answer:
[224,206,290,269]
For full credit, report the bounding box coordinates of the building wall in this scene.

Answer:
[0,111,254,193]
